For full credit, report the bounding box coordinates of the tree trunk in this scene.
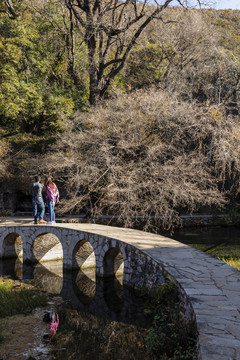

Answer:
[87,36,100,105]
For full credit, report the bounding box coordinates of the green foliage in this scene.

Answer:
[0,279,48,318]
[0,278,48,344]
[40,95,75,133]
[143,282,198,359]
[206,9,240,57]
[1,4,240,137]
[2,3,240,225]
[123,43,167,89]
[218,203,240,225]
[0,1,86,135]
[119,8,240,115]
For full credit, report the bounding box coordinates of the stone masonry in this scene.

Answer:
[0,220,240,359]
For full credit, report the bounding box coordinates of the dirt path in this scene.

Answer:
[0,277,62,360]
[0,307,56,360]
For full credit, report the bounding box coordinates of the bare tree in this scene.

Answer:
[122,8,217,90]
[28,87,238,231]
[62,0,210,104]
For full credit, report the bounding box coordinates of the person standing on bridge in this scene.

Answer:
[45,177,59,225]
[30,176,47,224]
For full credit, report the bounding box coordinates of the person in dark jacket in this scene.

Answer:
[30,176,46,224]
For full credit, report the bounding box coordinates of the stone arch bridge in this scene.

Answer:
[0,222,240,360]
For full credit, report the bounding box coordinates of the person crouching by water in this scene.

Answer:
[45,177,59,224]
[30,176,46,224]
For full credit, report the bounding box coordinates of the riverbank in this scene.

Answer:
[0,277,62,360]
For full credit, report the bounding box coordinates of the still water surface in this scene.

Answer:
[0,258,154,359]
[165,226,240,253]
[0,258,149,327]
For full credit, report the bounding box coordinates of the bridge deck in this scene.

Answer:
[1,218,240,360]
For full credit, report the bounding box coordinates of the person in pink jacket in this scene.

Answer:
[49,312,59,337]
[45,177,59,224]
[43,311,59,341]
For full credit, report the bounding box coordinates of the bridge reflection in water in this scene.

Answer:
[0,258,149,328]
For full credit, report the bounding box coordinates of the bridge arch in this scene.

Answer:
[71,239,96,304]
[25,227,65,261]
[2,232,23,259]
[72,239,96,270]
[0,228,25,258]
[103,247,124,279]
[31,232,63,263]
[1,231,24,280]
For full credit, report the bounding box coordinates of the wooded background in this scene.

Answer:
[1,0,240,230]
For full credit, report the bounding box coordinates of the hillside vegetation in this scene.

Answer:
[1,1,240,230]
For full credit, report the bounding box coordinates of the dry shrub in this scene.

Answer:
[32,88,240,230]
[0,140,11,179]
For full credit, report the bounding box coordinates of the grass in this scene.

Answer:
[188,243,240,271]
[0,279,48,319]
[217,257,240,270]
[0,278,48,343]
[0,278,48,319]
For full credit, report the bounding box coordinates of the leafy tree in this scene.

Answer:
[0,138,10,179]
[0,0,18,19]
[31,0,89,109]
[122,42,167,89]
[0,2,75,134]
